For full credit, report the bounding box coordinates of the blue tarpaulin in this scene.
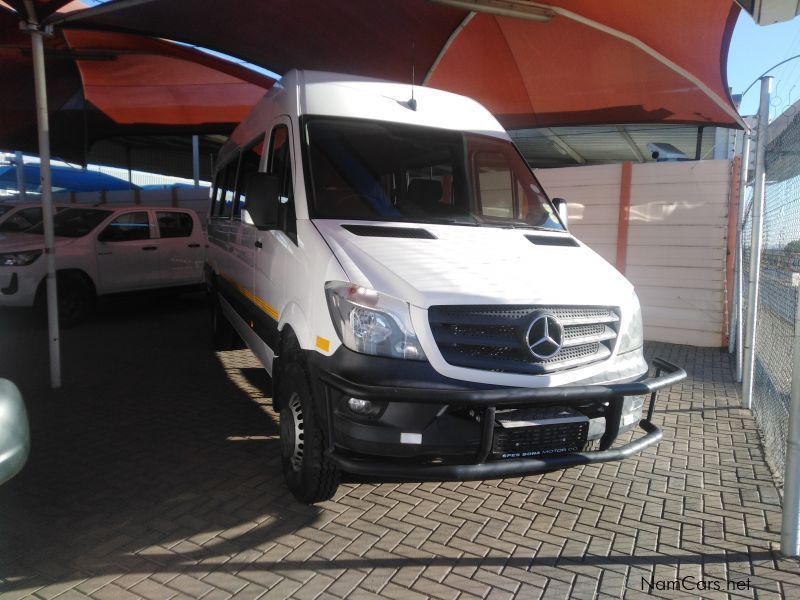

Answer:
[0,164,134,192]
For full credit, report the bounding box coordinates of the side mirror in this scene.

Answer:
[552,197,568,229]
[97,228,117,243]
[243,173,281,229]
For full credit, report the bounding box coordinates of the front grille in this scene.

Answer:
[491,406,589,459]
[429,305,619,374]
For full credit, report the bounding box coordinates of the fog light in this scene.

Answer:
[347,398,378,416]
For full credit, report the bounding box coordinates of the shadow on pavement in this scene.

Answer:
[0,293,321,590]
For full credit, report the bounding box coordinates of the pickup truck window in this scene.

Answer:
[303,117,563,230]
[27,208,112,238]
[99,211,151,242]
[157,211,193,238]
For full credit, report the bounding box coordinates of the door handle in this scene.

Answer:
[98,251,112,256]
[188,243,201,248]
[255,240,263,249]
[142,246,158,251]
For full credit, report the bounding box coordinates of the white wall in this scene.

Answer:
[51,187,210,216]
[537,160,733,347]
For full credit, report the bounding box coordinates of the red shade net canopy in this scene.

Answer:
[0,2,273,162]
[32,0,743,129]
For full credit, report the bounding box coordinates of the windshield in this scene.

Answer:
[302,117,563,230]
[27,208,112,238]
[0,206,73,233]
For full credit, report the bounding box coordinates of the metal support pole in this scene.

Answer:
[14,151,27,202]
[694,125,705,160]
[735,132,752,382]
[126,145,133,189]
[23,2,61,389]
[782,288,800,556]
[742,77,773,409]
[192,135,200,186]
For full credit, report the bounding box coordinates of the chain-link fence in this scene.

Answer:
[745,102,800,484]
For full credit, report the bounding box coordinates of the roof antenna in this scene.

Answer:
[408,41,418,111]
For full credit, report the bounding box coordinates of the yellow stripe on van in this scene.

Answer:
[315,336,330,352]
[220,272,279,321]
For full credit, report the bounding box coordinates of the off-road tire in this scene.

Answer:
[279,359,340,504]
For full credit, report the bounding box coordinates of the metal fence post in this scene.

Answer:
[783,285,800,556]
[735,131,752,382]
[742,76,773,409]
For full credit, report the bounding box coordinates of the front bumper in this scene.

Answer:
[308,355,685,481]
[0,267,39,307]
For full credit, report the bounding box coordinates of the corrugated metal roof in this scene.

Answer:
[510,124,725,168]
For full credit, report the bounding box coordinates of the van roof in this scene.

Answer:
[219,69,508,167]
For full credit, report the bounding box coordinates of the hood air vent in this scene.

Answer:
[342,224,437,239]
[525,234,579,247]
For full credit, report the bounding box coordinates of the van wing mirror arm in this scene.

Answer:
[552,197,568,229]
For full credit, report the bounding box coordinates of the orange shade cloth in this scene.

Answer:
[428,1,739,127]
[64,30,271,126]
[55,0,741,129]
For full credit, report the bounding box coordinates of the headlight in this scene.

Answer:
[618,290,643,353]
[0,250,42,267]
[325,282,426,360]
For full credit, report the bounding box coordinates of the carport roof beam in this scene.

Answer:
[616,126,647,163]
[540,128,586,165]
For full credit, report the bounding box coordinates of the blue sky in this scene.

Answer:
[728,10,800,118]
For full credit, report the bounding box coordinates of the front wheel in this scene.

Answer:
[42,273,93,327]
[279,360,339,504]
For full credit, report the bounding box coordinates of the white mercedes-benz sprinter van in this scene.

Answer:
[206,70,685,503]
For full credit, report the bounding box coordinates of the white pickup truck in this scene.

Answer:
[0,204,205,324]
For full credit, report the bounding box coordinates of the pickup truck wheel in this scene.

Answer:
[279,361,339,504]
[56,274,92,327]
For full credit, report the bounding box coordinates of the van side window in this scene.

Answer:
[210,170,222,217]
[218,158,238,218]
[234,137,264,219]
[267,125,296,243]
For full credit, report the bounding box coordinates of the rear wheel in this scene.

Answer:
[279,359,339,504]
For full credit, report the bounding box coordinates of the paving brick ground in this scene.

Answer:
[0,293,799,599]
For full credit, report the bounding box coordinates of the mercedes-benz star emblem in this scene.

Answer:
[525,313,564,360]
